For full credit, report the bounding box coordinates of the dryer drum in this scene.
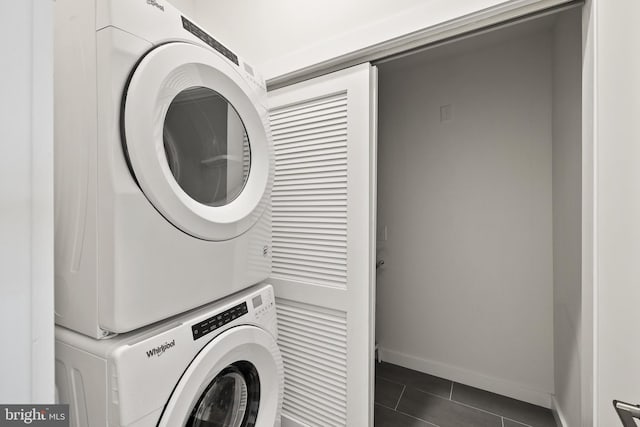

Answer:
[162,86,251,208]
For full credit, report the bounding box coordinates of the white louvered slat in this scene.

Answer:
[273,171,346,181]
[273,250,346,263]
[275,139,346,155]
[273,180,347,191]
[272,131,347,149]
[273,269,345,288]
[273,232,346,242]
[274,175,346,190]
[273,193,347,202]
[270,96,347,122]
[272,213,346,221]
[276,166,346,178]
[272,133,347,151]
[276,299,348,427]
[273,215,347,223]
[277,354,347,384]
[283,398,343,427]
[271,258,346,274]
[285,377,346,408]
[270,111,348,132]
[270,92,348,290]
[271,240,346,252]
[278,329,347,356]
[281,357,347,387]
[276,159,347,173]
[271,124,347,142]
[276,147,347,162]
[278,197,346,206]
[274,248,346,262]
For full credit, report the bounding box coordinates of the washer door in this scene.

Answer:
[158,326,282,427]
[122,42,272,241]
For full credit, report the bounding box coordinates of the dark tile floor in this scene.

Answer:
[375,362,557,427]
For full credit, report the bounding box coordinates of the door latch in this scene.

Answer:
[614,400,640,426]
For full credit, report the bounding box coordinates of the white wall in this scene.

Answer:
[376,30,555,406]
[193,0,424,68]
[166,0,196,16]
[0,0,54,403]
[191,0,562,80]
[551,9,582,426]
[593,0,640,425]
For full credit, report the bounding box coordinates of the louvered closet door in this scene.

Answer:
[268,63,377,427]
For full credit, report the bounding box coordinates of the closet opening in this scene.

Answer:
[373,5,582,427]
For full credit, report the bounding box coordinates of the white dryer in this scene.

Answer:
[55,0,274,337]
[56,284,283,427]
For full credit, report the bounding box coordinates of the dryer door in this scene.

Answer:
[158,325,283,427]
[122,42,273,241]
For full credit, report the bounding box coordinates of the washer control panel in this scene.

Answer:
[191,302,248,341]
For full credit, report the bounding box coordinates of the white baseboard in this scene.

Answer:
[379,347,552,409]
[551,395,569,427]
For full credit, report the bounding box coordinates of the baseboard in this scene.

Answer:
[551,395,569,427]
[379,347,553,409]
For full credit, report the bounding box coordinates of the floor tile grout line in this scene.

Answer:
[449,397,523,422]
[373,402,397,412]
[376,372,541,427]
[394,384,406,410]
[376,372,451,396]
[373,403,441,427]
[376,374,408,388]
[406,385,532,425]
[399,383,453,400]
[392,407,442,427]
[379,390,535,427]
[502,416,534,427]
[395,385,462,403]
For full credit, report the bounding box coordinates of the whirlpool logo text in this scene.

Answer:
[145,339,176,358]
[146,0,165,11]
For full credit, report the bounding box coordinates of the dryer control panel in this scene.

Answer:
[181,16,239,66]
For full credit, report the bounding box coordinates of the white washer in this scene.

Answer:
[55,0,274,338]
[56,284,283,427]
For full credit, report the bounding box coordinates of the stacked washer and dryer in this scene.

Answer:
[54,0,282,425]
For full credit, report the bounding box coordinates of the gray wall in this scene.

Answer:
[552,9,582,426]
[376,30,555,405]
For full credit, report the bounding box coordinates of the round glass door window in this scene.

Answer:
[163,87,251,207]
[187,361,260,427]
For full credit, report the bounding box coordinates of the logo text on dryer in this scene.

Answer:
[146,0,165,11]
[145,339,175,358]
